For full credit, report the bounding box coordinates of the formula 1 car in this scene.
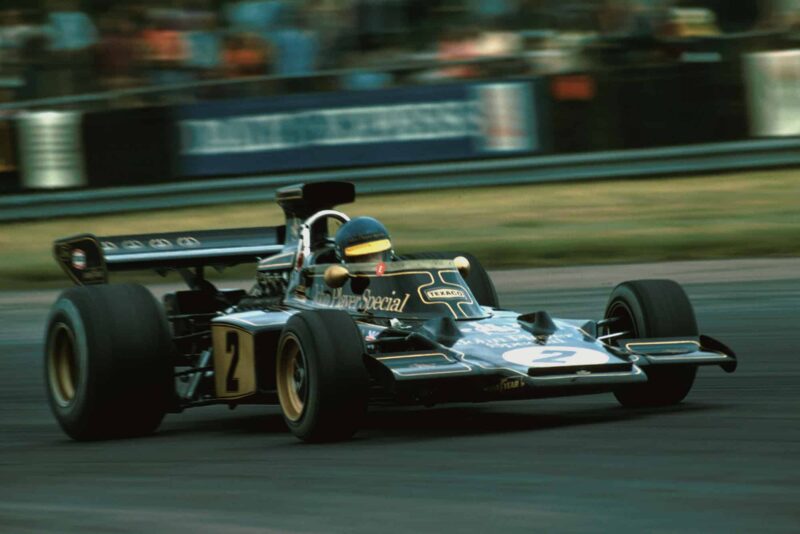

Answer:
[45,181,737,442]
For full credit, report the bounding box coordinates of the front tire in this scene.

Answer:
[276,310,368,442]
[604,279,698,408]
[44,284,174,440]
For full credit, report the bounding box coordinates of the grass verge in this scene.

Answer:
[1,169,798,289]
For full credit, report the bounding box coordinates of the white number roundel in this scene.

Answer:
[502,346,613,368]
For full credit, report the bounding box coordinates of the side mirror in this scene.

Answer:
[324,264,350,288]
[454,256,470,278]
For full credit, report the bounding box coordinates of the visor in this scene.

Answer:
[344,239,392,257]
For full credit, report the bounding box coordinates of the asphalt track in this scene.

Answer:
[1,259,798,533]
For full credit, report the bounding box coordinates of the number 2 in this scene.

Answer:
[535,350,576,364]
[225,331,240,392]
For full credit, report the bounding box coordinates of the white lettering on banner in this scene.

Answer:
[181,101,482,156]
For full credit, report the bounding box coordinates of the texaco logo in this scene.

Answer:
[71,249,87,270]
[425,288,466,299]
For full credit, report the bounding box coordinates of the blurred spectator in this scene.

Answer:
[340,51,393,89]
[0,9,40,101]
[663,8,721,37]
[272,8,319,76]
[356,0,411,50]
[222,32,271,77]
[95,10,141,90]
[467,0,520,23]
[185,11,223,80]
[306,0,359,69]
[437,26,482,79]
[46,0,98,52]
[4,0,792,105]
[0,10,33,72]
[45,0,99,95]
[140,10,189,86]
[759,0,800,29]
[226,0,284,34]
[478,22,523,56]
[17,11,50,100]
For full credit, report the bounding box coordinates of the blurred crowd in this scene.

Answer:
[0,0,798,103]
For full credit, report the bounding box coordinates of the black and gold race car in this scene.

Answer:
[45,182,737,442]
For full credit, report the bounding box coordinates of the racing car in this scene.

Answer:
[45,181,737,442]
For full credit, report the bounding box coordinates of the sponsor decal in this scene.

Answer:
[71,249,87,270]
[179,81,538,178]
[364,329,382,342]
[484,377,526,393]
[314,288,410,313]
[177,236,201,248]
[425,288,466,299]
[459,333,534,350]
[502,346,612,368]
[458,324,580,350]
[122,240,144,250]
[149,238,173,249]
[181,101,481,156]
[376,262,386,276]
[472,322,518,334]
[100,241,118,251]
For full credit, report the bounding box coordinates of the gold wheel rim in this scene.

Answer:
[48,323,78,407]
[277,334,307,422]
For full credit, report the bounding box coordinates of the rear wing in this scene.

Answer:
[54,226,285,285]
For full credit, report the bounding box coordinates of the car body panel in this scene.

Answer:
[51,181,737,410]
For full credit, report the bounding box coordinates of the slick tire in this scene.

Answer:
[604,279,698,408]
[399,251,499,308]
[44,284,174,440]
[276,310,368,442]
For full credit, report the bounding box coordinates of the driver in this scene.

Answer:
[334,216,393,263]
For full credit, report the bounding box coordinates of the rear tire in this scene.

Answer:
[276,310,368,442]
[604,279,698,408]
[44,284,174,440]
[399,251,499,308]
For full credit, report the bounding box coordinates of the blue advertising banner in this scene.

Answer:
[178,81,541,177]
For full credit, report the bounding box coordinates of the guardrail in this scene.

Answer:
[3,137,799,223]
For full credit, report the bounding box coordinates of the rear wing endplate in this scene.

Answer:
[54,226,285,285]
